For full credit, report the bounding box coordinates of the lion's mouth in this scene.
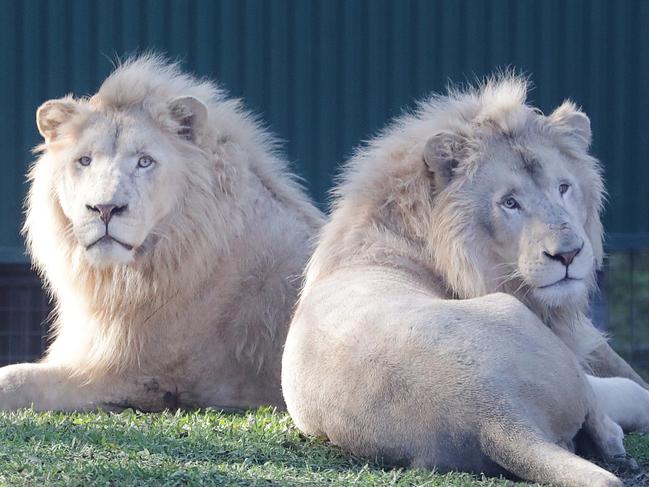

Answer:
[538,277,582,289]
[86,234,134,251]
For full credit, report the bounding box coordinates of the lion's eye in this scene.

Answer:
[502,197,520,210]
[559,183,570,195]
[77,156,92,167]
[137,155,155,169]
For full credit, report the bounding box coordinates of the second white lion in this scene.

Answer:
[282,76,647,487]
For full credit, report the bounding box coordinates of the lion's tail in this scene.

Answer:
[480,422,622,487]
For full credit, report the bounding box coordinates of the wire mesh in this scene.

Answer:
[0,265,51,366]
[606,250,649,376]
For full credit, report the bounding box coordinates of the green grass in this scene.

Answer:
[0,408,648,486]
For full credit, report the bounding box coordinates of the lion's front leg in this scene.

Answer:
[0,362,127,411]
[587,341,649,389]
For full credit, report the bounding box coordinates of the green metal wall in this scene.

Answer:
[1,0,648,262]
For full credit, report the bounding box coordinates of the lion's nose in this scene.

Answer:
[543,247,581,267]
[86,203,128,224]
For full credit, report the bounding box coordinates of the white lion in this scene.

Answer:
[282,76,648,486]
[0,55,322,412]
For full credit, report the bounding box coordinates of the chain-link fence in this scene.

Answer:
[0,265,50,366]
[604,251,649,377]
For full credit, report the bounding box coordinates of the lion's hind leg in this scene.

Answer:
[480,421,622,487]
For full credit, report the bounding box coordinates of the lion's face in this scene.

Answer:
[472,136,596,308]
[35,95,208,267]
[424,102,603,309]
[56,112,184,266]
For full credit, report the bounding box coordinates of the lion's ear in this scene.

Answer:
[423,131,468,188]
[548,101,592,149]
[36,98,80,143]
[169,96,208,142]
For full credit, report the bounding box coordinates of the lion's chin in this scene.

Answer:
[84,238,136,267]
[531,278,588,309]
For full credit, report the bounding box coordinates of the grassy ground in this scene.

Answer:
[0,408,648,486]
